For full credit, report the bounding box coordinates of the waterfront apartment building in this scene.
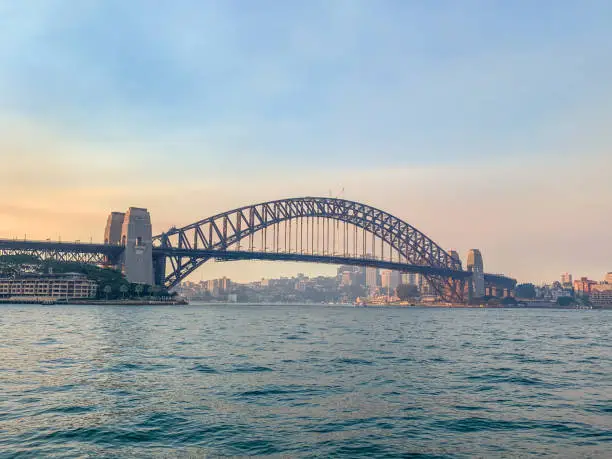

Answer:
[591,283,612,293]
[365,267,379,291]
[203,277,231,296]
[591,288,612,307]
[573,277,598,295]
[0,273,97,299]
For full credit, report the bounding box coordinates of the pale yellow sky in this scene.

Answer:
[1,117,610,285]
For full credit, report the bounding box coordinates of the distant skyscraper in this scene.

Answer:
[390,271,401,291]
[605,272,612,284]
[381,270,401,291]
[401,272,417,286]
[466,249,485,297]
[561,273,573,285]
[419,275,432,295]
[366,267,379,290]
[356,267,367,286]
[338,266,364,287]
[381,270,390,289]
[340,271,353,287]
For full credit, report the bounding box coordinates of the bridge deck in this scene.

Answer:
[0,239,122,255]
[0,239,515,288]
[153,248,473,279]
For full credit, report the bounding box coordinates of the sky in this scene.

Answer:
[1,0,611,284]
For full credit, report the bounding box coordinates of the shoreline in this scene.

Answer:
[1,299,608,309]
[179,300,610,310]
[356,303,605,309]
[0,298,188,306]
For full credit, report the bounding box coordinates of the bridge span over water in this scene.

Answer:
[0,197,516,302]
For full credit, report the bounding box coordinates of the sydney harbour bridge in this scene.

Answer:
[0,197,515,303]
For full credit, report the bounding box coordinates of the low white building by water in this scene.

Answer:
[0,273,97,299]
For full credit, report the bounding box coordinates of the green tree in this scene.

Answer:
[0,254,41,265]
[103,285,112,300]
[134,284,143,298]
[557,296,574,307]
[120,284,128,299]
[341,284,366,301]
[575,293,591,305]
[396,283,419,300]
[515,283,536,299]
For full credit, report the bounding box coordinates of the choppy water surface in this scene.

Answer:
[1,304,611,458]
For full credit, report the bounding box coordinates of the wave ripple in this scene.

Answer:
[1,304,611,457]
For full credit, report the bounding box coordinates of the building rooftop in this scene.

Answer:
[0,272,88,280]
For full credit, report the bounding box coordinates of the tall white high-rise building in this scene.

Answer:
[366,267,379,290]
[401,272,418,286]
[381,270,401,292]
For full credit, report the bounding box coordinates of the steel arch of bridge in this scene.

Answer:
[153,197,465,300]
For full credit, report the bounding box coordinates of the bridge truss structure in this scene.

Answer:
[0,240,122,265]
[0,197,517,302]
[153,197,470,301]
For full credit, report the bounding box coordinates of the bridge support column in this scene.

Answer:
[467,278,474,303]
[120,207,154,285]
[104,211,125,267]
[153,255,166,287]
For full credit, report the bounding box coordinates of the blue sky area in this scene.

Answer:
[3,1,611,167]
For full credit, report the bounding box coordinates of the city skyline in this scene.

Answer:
[1,2,611,283]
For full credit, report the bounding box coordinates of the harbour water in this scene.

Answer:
[1,304,611,457]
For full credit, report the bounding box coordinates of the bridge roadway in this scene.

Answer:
[0,238,122,254]
[0,238,516,289]
[155,247,471,279]
[0,238,123,264]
